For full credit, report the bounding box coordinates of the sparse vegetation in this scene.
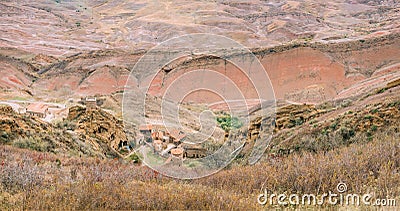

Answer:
[12,137,54,152]
[0,132,10,144]
[329,122,338,130]
[56,120,76,130]
[376,87,387,94]
[0,124,398,209]
[340,99,352,108]
[364,114,372,120]
[128,153,140,163]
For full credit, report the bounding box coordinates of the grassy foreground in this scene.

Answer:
[0,124,399,209]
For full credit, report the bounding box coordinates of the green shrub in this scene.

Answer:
[370,108,379,114]
[376,88,387,94]
[321,128,328,135]
[364,115,372,120]
[216,115,243,132]
[12,137,52,152]
[129,153,140,163]
[0,132,10,144]
[339,127,355,140]
[329,122,338,130]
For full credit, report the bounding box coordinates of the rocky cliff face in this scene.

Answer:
[67,106,135,156]
[147,34,399,104]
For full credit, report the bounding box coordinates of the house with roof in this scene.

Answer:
[26,103,49,118]
[139,124,206,159]
[182,143,207,158]
[151,131,165,141]
[85,97,97,110]
[153,139,163,152]
[169,129,186,144]
[170,147,184,159]
[139,124,153,135]
[139,124,153,142]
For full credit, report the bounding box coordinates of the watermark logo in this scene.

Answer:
[257,182,397,207]
[122,34,276,179]
[336,182,347,193]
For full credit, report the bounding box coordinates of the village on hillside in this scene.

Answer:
[1,97,209,160]
[138,124,207,161]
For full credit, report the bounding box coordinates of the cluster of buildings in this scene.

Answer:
[10,97,97,122]
[7,97,208,160]
[139,124,206,159]
[19,102,68,121]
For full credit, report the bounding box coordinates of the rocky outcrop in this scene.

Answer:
[0,104,132,158]
[0,105,79,154]
[274,104,326,131]
[67,106,134,156]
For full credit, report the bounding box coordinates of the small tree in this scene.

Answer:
[216,114,243,132]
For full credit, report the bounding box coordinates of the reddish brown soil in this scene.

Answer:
[0,0,399,105]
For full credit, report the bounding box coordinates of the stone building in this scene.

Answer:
[139,124,153,142]
[170,147,184,159]
[182,143,207,158]
[26,103,48,118]
[85,97,97,110]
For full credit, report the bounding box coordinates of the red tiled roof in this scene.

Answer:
[139,124,153,131]
[171,147,184,155]
[26,103,48,114]
[151,131,164,140]
[170,129,186,141]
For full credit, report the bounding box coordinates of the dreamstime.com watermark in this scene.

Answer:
[257,183,397,207]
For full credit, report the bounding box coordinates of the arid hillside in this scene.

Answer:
[0,0,399,209]
[0,0,399,104]
[0,33,398,106]
[1,0,399,55]
[0,104,129,158]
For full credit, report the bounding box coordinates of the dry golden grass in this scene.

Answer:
[0,124,399,210]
